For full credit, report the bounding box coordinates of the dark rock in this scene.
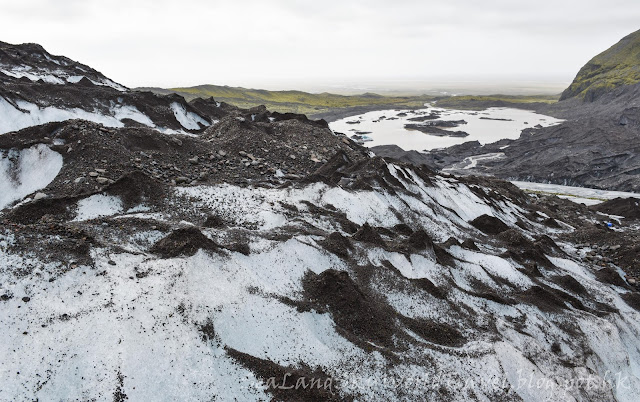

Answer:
[595,267,629,288]
[470,214,510,235]
[352,223,385,246]
[150,227,219,258]
[592,197,640,220]
[551,275,587,295]
[461,239,480,251]
[622,292,640,311]
[203,215,226,228]
[319,232,353,258]
[303,270,396,348]
[226,347,348,401]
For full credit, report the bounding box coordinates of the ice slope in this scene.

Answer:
[1,161,639,401]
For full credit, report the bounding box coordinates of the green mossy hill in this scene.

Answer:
[561,29,640,101]
[138,84,432,116]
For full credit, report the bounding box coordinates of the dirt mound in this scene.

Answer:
[226,347,348,401]
[543,217,562,228]
[303,270,396,348]
[202,116,366,181]
[351,223,386,246]
[592,197,640,220]
[0,42,214,134]
[399,316,465,347]
[406,229,434,251]
[615,244,640,275]
[188,97,235,121]
[534,235,564,255]
[497,229,531,247]
[307,151,354,183]
[5,170,164,224]
[519,286,570,312]
[269,111,330,129]
[412,278,446,299]
[465,278,516,305]
[104,171,166,209]
[319,232,353,258]
[223,241,251,256]
[470,214,510,234]
[392,223,414,236]
[551,275,587,295]
[2,224,95,267]
[347,156,434,192]
[1,116,369,209]
[497,230,555,268]
[595,267,629,288]
[4,196,77,224]
[461,239,480,251]
[150,227,219,258]
[433,244,456,267]
[622,292,640,311]
[203,215,226,228]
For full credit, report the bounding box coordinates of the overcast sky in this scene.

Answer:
[1,0,640,92]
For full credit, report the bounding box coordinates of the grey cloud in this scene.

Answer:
[1,0,639,90]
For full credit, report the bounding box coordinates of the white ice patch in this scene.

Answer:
[74,194,123,221]
[111,104,155,127]
[0,144,63,209]
[170,102,210,130]
[66,75,84,83]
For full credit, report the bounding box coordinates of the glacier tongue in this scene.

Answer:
[1,156,639,401]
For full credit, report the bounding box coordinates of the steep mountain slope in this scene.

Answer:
[0,41,213,134]
[561,29,640,101]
